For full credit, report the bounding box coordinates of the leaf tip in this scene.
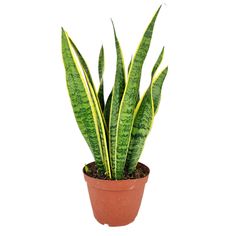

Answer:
[111,19,116,33]
[111,20,119,43]
[163,66,169,76]
[154,5,162,19]
[61,27,66,37]
[61,27,70,40]
[100,45,104,54]
[110,18,114,26]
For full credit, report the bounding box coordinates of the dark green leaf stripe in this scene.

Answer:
[151,47,164,78]
[62,29,111,177]
[114,7,161,179]
[104,89,113,127]
[152,67,168,113]
[98,46,105,111]
[126,87,154,173]
[109,22,126,179]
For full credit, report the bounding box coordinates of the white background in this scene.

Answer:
[0,0,236,235]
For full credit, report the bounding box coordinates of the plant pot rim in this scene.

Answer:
[83,161,150,182]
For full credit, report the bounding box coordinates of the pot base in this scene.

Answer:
[96,218,135,227]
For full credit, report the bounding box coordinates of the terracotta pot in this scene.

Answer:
[83,162,150,226]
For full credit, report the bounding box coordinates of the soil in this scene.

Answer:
[84,162,149,180]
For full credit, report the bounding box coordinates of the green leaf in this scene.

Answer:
[126,87,154,173]
[152,67,168,113]
[114,7,161,179]
[62,28,111,177]
[128,56,140,106]
[104,89,113,127]
[151,47,164,78]
[70,38,108,132]
[126,67,168,173]
[109,21,126,179]
[69,38,96,93]
[98,46,105,111]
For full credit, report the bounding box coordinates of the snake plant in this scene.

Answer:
[61,6,168,180]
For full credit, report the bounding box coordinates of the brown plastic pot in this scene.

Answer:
[83,162,150,227]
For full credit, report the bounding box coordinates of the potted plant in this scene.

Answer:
[61,5,168,226]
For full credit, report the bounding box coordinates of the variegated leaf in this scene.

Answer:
[69,38,96,93]
[126,87,154,173]
[109,21,126,179]
[114,7,161,179]
[126,66,168,173]
[70,38,108,132]
[62,29,111,177]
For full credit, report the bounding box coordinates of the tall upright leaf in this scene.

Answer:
[98,46,105,111]
[69,38,96,93]
[83,70,111,177]
[126,87,154,173]
[62,29,111,177]
[109,22,126,179]
[61,28,105,173]
[72,44,110,177]
[126,66,168,173]
[70,39,108,132]
[114,7,161,179]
